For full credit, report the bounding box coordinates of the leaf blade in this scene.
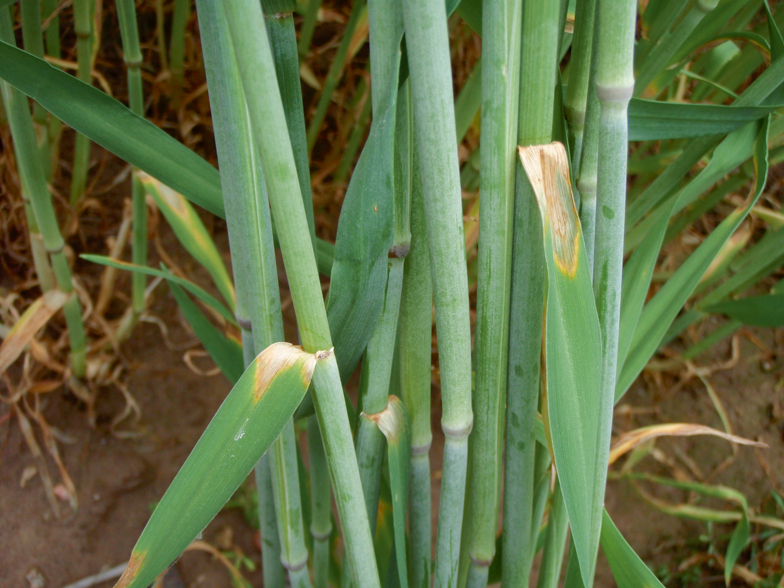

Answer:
[114,342,320,588]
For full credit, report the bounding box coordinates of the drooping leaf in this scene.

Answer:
[600,510,665,588]
[617,116,770,400]
[81,255,236,326]
[0,40,225,218]
[608,423,765,465]
[326,76,397,384]
[519,142,604,585]
[704,293,784,327]
[141,173,236,310]
[627,99,777,141]
[165,276,244,384]
[114,343,322,588]
[0,290,69,373]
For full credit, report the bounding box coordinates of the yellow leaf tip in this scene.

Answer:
[253,342,317,402]
[518,142,580,277]
[114,550,146,588]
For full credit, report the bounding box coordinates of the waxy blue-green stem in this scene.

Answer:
[70,0,94,205]
[465,0,522,586]
[591,0,637,580]
[399,1,473,587]
[223,2,380,586]
[0,6,86,378]
[503,0,560,585]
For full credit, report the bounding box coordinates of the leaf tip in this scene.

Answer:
[253,342,317,402]
[114,550,146,588]
[518,142,581,277]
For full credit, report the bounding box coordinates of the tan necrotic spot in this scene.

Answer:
[114,550,146,588]
[253,342,317,403]
[518,142,580,277]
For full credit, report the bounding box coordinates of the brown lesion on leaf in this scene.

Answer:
[114,549,146,588]
[361,395,408,441]
[518,142,581,278]
[253,342,317,403]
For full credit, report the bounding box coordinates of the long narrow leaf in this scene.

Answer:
[627,98,777,141]
[81,255,236,325]
[0,40,224,218]
[617,116,770,400]
[519,142,604,582]
[114,343,322,588]
[141,174,236,310]
[704,293,784,326]
[600,510,665,588]
[166,277,244,384]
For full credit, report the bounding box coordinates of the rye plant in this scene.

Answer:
[1,0,784,587]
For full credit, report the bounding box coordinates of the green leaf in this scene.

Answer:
[367,396,411,588]
[140,173,236,311]
[165,275,244,384]
[326,88,396,383]
[454,0,481,35]
[0,40,225,218]
[704,293,784,327]
[81,255,236,326]
[519,143,604,585]
[600,510,665,588]
[617,197,677,378]
[115,342,322,588]
[617,116,770,400]
[627,99,776,141]
[725,513,750,585]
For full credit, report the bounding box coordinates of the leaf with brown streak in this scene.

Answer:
[609,423,766,465]
[518,142,581,277]
[0,290,69,374]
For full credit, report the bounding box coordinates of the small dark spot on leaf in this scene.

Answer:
[602,205,615,220]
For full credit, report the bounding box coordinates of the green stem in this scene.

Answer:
[535,481,569,588]
[590,0,637,577]
[576,12,601,274]
[262,0,316,244]
[563,0,596,169]
[465,0,522,585]
[256,454,286,588]
[115,0,147,320]
[307,415,332,588]
[42,0,60,59]
[269,419,313,588]
[1,6,86,378]
[306,0,367,153]
[397,133,432,588]
[343,259,404,588]
[399,2,473,587]
[502,0,560,585]
[69,0,93,205]
[20,0,52,180]
[335,83,372,183]
[503,1,561,588]
[298,0,323,59]
[454,58,482,145]
[224,3,380,586]
[342,1,406,582]
[196,3,288,585]
[0,95,55,291]
[169,0,191,106]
